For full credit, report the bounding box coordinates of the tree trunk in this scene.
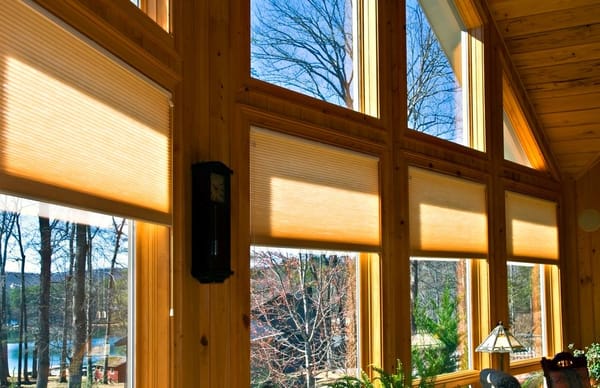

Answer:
[85,227,94,388]
[18,241,25,385]
[0,212,16,386]
[60,223,75,383]
[15,214,27,385]
[36,215,52,388]
[103,218,126,384]
[32,344,37,379]
[23,301,30,384]
[69,223,88,388]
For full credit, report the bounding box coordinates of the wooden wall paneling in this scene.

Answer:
[206,0,235,385]
[172,0,212,386]
[561,178,581,347]
[385,149,412,374]
[575,161,600,344]
[230,1,251,386]
[380,0,402,139]
[381,0,411,374]
[486,31,510,371]
[230,111,251,387]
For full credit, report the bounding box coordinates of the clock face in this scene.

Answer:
[210,172,226,203]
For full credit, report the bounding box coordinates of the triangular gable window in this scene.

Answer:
[504,111,531,167]
[503,75,546,170]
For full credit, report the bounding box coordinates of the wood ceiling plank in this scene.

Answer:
[545,124,600,142]
[552,139,600,155]
[540,108,600,129]
[511,42,600,69]
[528,84,600,101]
[506,24,600,54]
[494,5,600,38]
[519,60,600,92]
[488,0,594,21]
[554,152,596,172]
[532,92,600,115]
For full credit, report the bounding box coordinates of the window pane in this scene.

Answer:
[0,193,131,385]
[250,246,359,386]
[410,258,471,378]
[508,262,545,362]
[504,111,532,167]
[251,0,356,110]
[406,0,467,146]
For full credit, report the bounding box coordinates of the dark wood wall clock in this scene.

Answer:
[191,161,234,283]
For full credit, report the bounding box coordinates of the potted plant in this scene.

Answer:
[569,343,600,387]
[325,360,408,388]
[325,359,435,388]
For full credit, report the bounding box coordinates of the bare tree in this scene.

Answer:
[100,218,127,384]
[37,212,53,388]
[251,0,354,108]
[0,209,17,387]
[14,212,33,385]
[68,223,89,388]
[251,0,458,140]
[250,249,357,387]
[406,0,459,139]
[59,223,75,383]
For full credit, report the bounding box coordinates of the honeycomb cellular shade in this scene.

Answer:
[505,191,558,261]
[250,127,380,252]
[0,1,172,224]
[409,166,488,258]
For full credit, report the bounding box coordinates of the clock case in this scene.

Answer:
[191,161,234,283]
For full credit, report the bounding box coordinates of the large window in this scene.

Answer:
[505,192,561,366]
[507,262,545,361]
[406,0,484,150]
[0,194,131,386]
[250,0,378,115]
[408,167,487,379]
[249,127,381,385]
[411,258,472,378]
[251,247,361,386]
[0,3,172,387]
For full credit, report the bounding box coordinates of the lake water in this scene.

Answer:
[6,338,123,375]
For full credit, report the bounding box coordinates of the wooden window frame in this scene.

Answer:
[503,74,547,170]
[508,263,563,375]
[248,126,384,376]
[137,0,170,32]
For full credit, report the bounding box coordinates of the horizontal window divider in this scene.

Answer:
[251,238,380,255]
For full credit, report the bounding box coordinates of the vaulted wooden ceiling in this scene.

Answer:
[487,0,600,179]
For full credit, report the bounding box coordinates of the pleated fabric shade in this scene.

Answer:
[505,191,558,261]
[409,166,488,258]
[250,127,380,252]
[0,1,172,224]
